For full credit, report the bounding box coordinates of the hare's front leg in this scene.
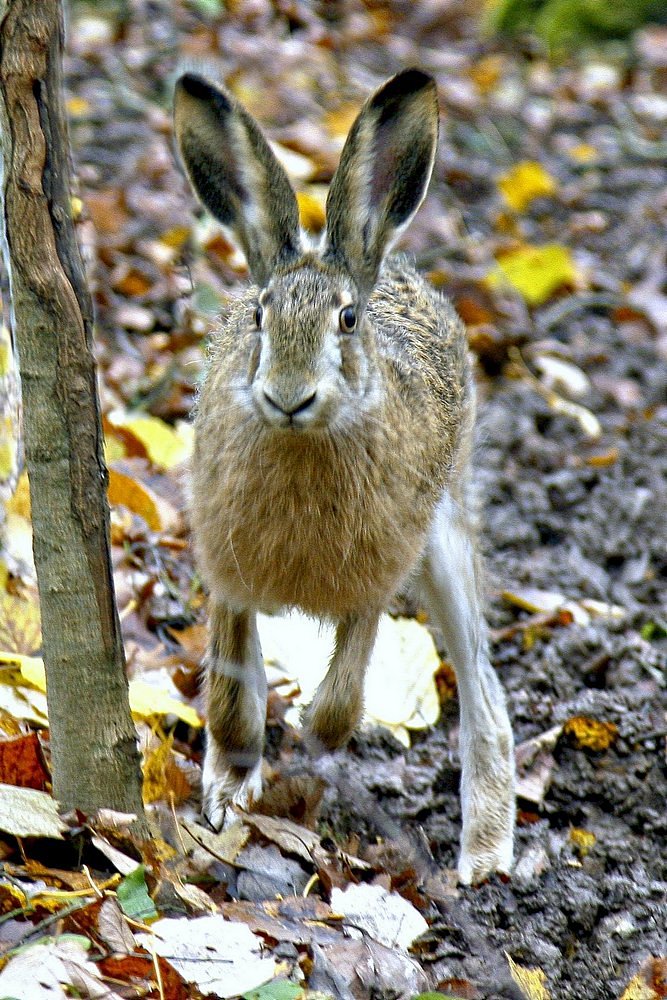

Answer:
[419,493,515,884]
[202,602,266,829]
[303,611,380,751]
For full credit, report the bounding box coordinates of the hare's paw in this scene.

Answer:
[201,745,263,831]
[458,826,514,885]
[457,773,515,884]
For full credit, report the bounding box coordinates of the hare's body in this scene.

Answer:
[193,258,469,618]
[175,69,515,883]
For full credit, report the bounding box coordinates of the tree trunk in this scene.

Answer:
[0,0,146,824]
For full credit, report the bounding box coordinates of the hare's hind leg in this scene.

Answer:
[303,611,380,752]
[202,601,266,829]
[419,492,515,884]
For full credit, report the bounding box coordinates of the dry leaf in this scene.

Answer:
[129,677,202,728]
[497,161,558,212]
[135,914,276,998]
[0,784,66,839]
[507,954,552,1000]
[562,716,618,752]
[107,413,193,470]
[142,735,191,805]
[569,827,596,857]
[107,468,164,530]
[296,189,326,232]
[488,244,578,306]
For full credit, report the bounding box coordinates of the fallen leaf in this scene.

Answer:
[532,354,591,397]
[620,957,667,1000]
[107,413,193,471]
[0,732,49,789]
[117,864,158,923]
[261,612,440,747]
[142,734,191,805]
[135,914,277,998]
[497,161,558,212]
[107,468,164,531]
[243,980,304,1000]
[0,783,66,839]
[330,882,428,950]
[569,827,596,857]
[129,677,202,728]
[488,244,579,306]
[562,716,618,752]
[507,954,552,1000]
[296,189,326,233]
[0,935,124,1000]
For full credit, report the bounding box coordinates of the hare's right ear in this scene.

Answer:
[174,73,302,286]
[323,69,438,299]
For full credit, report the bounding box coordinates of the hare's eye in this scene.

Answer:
[339,305,357,334]
[254,304,263,329]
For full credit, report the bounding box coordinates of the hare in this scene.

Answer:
[174,68,515,883]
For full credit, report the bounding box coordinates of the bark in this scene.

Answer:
[0,0,146,824]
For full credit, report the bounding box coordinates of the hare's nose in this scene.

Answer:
[263,388,317,417]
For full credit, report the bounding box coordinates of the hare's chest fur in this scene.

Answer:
[191,428,432,617]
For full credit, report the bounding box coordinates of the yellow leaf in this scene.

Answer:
[569,827,596,857]
[160,225,191,249]
[66,96,90,117]
[107,468,163,531]
[507,954,552,1000]
[18,654,46,692]
[620,975,659,1000]
[7,471,30,519]
[0,325,12,376]
[324,103,361,139]
[129,678,202,728]
[104,435,126,464]
[497,161,558,212]
[0,593,41,655]
[563,716,618,752]
[0,434,15,482]
[568,143,598,164]
[487,244,578,306]
[470,53,505,94]
[142,734,191,805]
[296,189,326,233]
[107,414,193,470]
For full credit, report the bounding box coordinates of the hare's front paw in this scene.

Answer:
[201,746,263,830]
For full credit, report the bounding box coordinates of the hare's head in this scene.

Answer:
[174,69,438,431]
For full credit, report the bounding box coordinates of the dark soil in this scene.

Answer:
[63,2,666,997]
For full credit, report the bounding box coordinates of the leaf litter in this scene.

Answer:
[0,1,665,998]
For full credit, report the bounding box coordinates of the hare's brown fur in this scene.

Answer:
[175,68,515,883]
[192,257,471,618]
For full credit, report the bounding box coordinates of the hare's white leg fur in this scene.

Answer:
[203,602,266,828]
[420,492,515,884]
[303,611,380,751]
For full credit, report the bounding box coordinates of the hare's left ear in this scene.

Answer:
[174,73,302,286]
[323,69,438,299]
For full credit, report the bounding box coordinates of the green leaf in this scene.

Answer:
[117,865,158,922]
[243,980,304,1000]
[412,994,459,999]
[640,620,667,641]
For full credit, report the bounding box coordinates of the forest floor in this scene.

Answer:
[0,2,666,999]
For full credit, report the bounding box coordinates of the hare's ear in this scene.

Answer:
[324,69,438,298]
[174,73,302,285]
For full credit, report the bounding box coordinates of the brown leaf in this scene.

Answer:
[0,732,49,790]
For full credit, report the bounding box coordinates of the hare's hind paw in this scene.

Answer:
[201,747,263,831]
[457,777,515,885]
[457,830,514,885]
